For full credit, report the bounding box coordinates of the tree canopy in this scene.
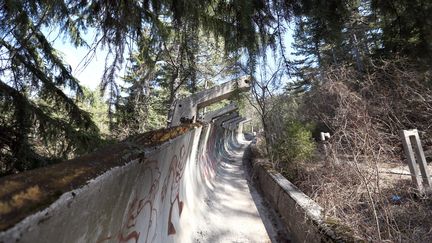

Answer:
[0,0,296,174]
[1,0,430,174]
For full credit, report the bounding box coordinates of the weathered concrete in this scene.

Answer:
[320,132,330,141]
[192,121,272,243]
[320,132,331,158]
[0,125,196,232]
[237,119,252,137]
[169,76,251,126]
[0,125,207,243]
[0,113,278,243]
[217,112,240,125]
[250,147,360,243]
[227,118,247,130]
[400,129,432,192]
[199,103,238,123]
[221,116,242,129]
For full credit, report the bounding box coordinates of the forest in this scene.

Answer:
[1,0,431,241]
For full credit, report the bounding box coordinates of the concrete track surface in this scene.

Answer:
[0,77,289,243]
[0,124,290,243]
[192,136,283,243]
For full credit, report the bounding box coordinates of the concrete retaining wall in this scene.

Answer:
[250,147,359,243]
[0,121,239,243]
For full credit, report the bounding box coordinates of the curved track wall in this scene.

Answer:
[0,120,242,243]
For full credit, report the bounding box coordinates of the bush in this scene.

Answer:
[272,119,315,179]
[294,59,432,241]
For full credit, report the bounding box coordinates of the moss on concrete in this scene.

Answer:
[321,217,364,242]
[0,123,199,232]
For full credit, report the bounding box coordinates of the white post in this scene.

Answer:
[320,132,330,141]
[400,129,432,193]
[320,132,331,157]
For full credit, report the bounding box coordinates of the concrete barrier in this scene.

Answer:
[0,119,243,243]
[169,76,250,126]
[250,146,360,243]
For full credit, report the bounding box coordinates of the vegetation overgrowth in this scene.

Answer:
[2,1,432,241]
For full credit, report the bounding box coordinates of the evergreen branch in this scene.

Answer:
[0,80,100,147]
[0,39,95,130]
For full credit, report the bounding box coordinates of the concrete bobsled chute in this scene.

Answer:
[199,103,238,123]
[169,76,251,127]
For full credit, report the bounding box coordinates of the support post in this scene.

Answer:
[238,119,251,134]
[400,129,432,192]
[168,76,251,127]
[222,117,244,129]
[320,132,330,141]
[215,112,240,126]
[228,117,246,130]
[199,103,238,123]
[320,132,331,161]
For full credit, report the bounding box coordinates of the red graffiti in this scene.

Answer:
[161,144,188,235]
[97,159,160,243]
[200,127,219,182]
[98,134,195,242]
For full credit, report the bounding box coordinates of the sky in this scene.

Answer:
[48,24,296,92]
[254,24,296,90]
[53,43,106,90]
[46,28,111,90]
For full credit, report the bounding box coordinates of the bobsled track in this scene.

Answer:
[0,114,282,243]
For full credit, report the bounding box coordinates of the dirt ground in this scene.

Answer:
[293,157,432,242]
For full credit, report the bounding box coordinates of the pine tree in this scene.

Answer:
[115,26,241,136]
[5,0,401,174]
[371,0,432,64]
[0,0,290,173]
[0,1,101,174]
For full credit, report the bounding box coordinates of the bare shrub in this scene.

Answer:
[295,59,432,242]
